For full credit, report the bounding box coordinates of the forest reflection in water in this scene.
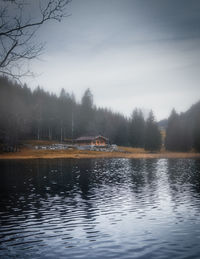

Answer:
[0,158,200,259]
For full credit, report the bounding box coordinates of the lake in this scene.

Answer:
[1,158,200,258]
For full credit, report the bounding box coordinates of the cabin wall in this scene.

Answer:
[92,138,106,146]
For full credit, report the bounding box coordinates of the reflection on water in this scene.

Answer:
[0,158,200,258]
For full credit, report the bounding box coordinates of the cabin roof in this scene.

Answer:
[75,135,108,141]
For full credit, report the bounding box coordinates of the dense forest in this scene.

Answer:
[0,76,199,152]
[165,102,200,152]
[0,76,161,151]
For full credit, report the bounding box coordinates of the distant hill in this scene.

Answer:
[158,119,168,130]
[181,101,200,124]
[159,100,200,130]
[165,100,200,151]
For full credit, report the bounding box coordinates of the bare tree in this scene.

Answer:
[0,0,71,79]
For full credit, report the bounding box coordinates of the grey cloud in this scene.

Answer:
[18,0,200,120]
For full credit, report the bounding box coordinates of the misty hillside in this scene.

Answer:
[0,76,199,152]
[159,101,200,129]
[165,101,200,152]
[158,119,168,129]
[0,76,162,150]
[181,101,200,124]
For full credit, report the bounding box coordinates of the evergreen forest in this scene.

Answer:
[0,76,199,152]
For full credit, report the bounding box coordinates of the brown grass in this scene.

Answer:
[22,140,58,146]
[0,145,200,160]
[119,146,148,153]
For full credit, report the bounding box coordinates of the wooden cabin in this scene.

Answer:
[75,135,109,146]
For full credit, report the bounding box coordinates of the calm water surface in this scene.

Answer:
[1,158,200,258]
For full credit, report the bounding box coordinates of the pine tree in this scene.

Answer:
[144,111,161,151]
[165,109,179,150]
[78,88,94,136]
[193,117,200,152]
[129,108,145,147]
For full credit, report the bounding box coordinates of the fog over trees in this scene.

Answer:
[0,76,200,153]
[0,76,161,151]
[129,109,145,148]
[144,111,161,151]
[165,102,200,152]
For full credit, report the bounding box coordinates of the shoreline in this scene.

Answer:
[0,147,200,160]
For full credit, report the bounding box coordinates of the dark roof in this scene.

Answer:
[76,135,108,141]
[76,136,94,141]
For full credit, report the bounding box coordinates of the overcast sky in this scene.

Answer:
[24,0,200,120]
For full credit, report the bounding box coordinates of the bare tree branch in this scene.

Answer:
[0,40,17,67]
[0,0,71,79]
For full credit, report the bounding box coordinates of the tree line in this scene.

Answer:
[0,76,162,151]
[165,103,200,152]
[1,76,200,153]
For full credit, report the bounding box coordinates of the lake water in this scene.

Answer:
[1,158,200,259]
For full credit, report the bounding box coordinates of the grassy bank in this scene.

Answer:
[0,143,200,159]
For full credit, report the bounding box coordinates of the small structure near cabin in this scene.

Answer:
[75,135,109,146]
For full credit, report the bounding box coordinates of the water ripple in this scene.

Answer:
[0,158,200,258]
